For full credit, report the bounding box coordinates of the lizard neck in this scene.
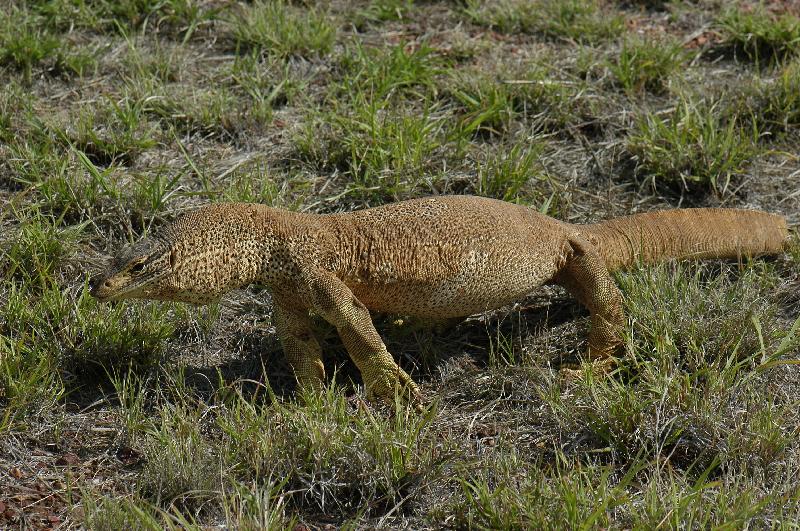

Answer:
[168,204,324,301]
[250,206,333,287]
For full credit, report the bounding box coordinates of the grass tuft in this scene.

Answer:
[2,283,176,380]
[7,130,124,223]
[475,141,547,202]
[295,96,447,201]
[218,384,439,518]
[463,0,624,45]
[1,210,83,289]
[357,0,416,24]
[626,98,756,193]
[716,7,800,64]
[609,37,687,95]
[142,86,243,138]
[228,0,335,59]
[60,99,159,166]
[443,65,583,138]
[619,261,782,374]
[336,42,445,101]
[231,53,302,126]
[745,58,800,133]
[446,452,639,529]
[0,7,61,82]
[98,0,164,27]
[82,494,168,531]
[140,404,222,511]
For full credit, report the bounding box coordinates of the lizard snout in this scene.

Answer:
[89,274,112,300]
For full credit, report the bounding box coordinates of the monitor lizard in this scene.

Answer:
[90,195,790,404]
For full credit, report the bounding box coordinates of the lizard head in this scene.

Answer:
[91,230,224,305]
[91,204,263,305]
[90,234,184,303]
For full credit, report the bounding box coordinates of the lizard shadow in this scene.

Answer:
[61,287,591,411]
[176,288,590,403]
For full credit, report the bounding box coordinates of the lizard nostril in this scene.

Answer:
[90,276,110,290]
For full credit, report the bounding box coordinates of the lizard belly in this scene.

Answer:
[347,248,557,318]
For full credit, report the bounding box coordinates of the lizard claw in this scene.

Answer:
[363,365,423,411]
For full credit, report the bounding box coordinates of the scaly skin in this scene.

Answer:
[91,196,790,404]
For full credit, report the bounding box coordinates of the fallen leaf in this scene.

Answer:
[9,467,23,479]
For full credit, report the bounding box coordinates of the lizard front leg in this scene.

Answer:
[553,235,626,370]
[300,268,422,405]
[273,296,326,393]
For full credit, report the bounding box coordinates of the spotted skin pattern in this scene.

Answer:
[91,196,790,404]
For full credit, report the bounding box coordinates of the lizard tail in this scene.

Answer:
[580,208,790,271]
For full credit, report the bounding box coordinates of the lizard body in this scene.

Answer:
[91,196,790,403]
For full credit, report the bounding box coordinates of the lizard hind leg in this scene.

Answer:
[273,300,326,393]
[552,235,626,370]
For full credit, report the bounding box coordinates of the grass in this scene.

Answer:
[626,98,757,194]
[474,141,548,202]
[744,58,800,133]
[443,63,590,138]
[32,0,218,37]
[147,86,243,137]
[1,0,799,528]
[619,261,784,373]
[716,6,800,64]
[1,209,83,289]
[0,209,177,431]
[227,0,335,59]
[0,6,61,82]
[230,53,302,125]
[609,37,687,96]
[357,0,416,25]
[463,0,624,45]
[6,132,125,224]
[336,42,445,101]
[295,95,449,201]
[59,99,160,166]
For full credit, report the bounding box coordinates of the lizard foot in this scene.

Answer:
[362,364,423,412]
[559,356,617,381]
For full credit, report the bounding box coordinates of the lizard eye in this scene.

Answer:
[129,261,146,274]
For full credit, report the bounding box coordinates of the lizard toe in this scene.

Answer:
[364,366,422,410]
